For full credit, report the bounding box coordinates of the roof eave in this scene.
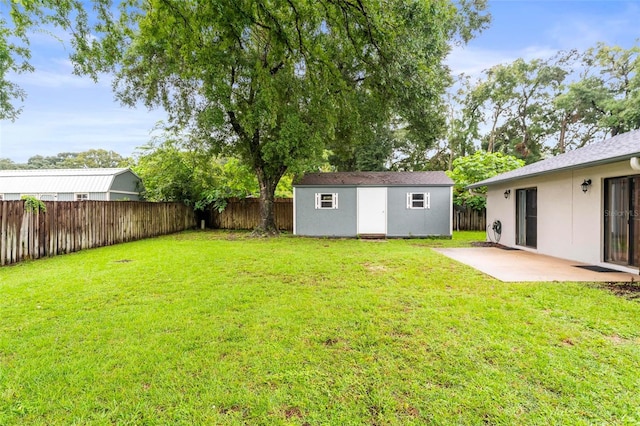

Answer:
[466,153,640,189]
[293,183,454,187]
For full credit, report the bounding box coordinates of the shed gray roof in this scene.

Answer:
[0,168,136,193]
[295,171,453,186]
[468,129,640,188]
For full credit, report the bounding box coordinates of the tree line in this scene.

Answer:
[434,43,640,169]
[0,149,126,170]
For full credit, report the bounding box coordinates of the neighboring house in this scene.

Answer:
[0,168,143,201]
[293,171,454,238]
[469,129,640,274]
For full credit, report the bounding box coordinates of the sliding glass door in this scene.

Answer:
[516,188,537,248]
[604,176,639,267]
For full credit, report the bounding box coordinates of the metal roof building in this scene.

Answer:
[0,168,143,201]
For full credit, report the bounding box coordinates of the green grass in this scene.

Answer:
[1,231,639,425]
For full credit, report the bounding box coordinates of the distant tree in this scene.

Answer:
[447,151,524,211]
[465,55,571,164]
[579,43,640,137]
[133,139,290,210]
[553,76,608,153]
[25,155,65,169]
[0,158,17,170]
[60,149,126,168]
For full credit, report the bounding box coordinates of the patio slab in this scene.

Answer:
[434,247,639,282]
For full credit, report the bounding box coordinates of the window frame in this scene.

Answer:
[75,193,89,201]
[315,193,338,210]
[406,192,431,209]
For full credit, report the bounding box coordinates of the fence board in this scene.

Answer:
[209,198,294,231]
[209,198,486,233]
[0,201,196,266]
[453,207,486,231]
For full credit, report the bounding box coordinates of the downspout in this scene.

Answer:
[631,157,640,171]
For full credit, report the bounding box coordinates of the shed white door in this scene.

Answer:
[357,187,387,235]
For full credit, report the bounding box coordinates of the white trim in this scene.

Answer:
[407,192,430,209]
[0,194,3,201]
[450,186,453,235]
[293,187,297,235]
[315,192,338,209]
[108,190,139,196]
[357,187,387,235]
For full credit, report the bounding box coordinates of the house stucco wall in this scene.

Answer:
[486,159,638,271]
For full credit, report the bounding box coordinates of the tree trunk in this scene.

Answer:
[558,116,567,153]
[257,184,277,235]
[254,166,283,236]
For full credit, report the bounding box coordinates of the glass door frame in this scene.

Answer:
[516,187,537,249]
[604,175,640,268]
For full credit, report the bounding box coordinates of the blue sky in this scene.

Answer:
[1,0,639,162]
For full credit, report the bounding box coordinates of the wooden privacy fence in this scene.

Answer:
[453,207,486,231]
[0,201,196,266]
[209,197,486,232]
[209,198,293,231]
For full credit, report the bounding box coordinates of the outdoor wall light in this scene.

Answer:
[504,189,511,199]
[581,179,592,193]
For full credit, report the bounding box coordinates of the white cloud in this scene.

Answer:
[12,67,108,90]
[544,2,640,50]
[447,44,559,77]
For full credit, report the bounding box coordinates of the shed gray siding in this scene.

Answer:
[387,186,451,237]
[294,185,452,237]
[294,187,357,236]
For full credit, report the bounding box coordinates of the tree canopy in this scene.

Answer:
[447,43,640,165]
[67,0,489,233]
[132,138,292,210]
[447,151,524,211]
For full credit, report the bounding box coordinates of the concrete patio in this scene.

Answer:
[434,247,639,282]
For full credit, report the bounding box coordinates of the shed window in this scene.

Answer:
[75,193,89,201]
[315,193,338,209]
[407,192,430,209]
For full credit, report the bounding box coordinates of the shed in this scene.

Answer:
[0,168,143,201]
[468,129,640,274]
[293,171,453,237]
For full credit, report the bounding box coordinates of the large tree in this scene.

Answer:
[462,55,570,163]
[70,0,488,234]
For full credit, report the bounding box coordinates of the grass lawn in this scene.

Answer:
[1,231,640,425]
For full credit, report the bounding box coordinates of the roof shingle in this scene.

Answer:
[468,130,640,188]
[295,171,453,186]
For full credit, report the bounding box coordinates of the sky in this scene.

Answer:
[1,0,639,163]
